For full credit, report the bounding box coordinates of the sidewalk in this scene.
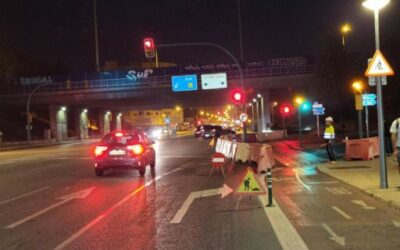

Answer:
[317,156,400,209]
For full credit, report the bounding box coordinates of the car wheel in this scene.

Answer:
[95,168,104,177]
[139,167,146,177]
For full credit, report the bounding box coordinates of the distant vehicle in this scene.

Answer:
[194,125,235,139]
[93,130,156,177]
[143,126,162,140]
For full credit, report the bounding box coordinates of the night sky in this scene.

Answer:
[1,0,399,74]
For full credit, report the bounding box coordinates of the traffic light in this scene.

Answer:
[300,101,311,112]
[231,89,244,104]
[143,38,155,58]
[279,105,292,115]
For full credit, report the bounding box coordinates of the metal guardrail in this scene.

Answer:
[1,65,316,94]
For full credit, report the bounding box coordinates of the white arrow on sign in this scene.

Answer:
[6,187,94,229]
[170,185,233,224]
[321,223,345,246]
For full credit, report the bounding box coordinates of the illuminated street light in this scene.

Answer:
[200,111,204,115]
[362,0,390,10]
[294,96,304,106]
[60,106,67,112]
[362,0,390,189]
[352,81,365,139]
[82,109,88,113]
[175,106,182,111]
[340,23,352,48]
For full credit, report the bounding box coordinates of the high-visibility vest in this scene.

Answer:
[324,125,335,139]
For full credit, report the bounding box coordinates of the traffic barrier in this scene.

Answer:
[343,137,379,161]
[214,138,275,171]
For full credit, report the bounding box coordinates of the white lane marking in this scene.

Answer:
[294,168,311,191]
[170,186,232,224]
[307,181,338,185]
[326,187,352,195]
[6,187,94,229]
[54,163,190,250]
[332,206,352,220]
[259,197,309,250]
[321,223,345,246]
[0,186,50,206]
[352,200,375,210]
[0,160,16,165]
[393,221,400,228]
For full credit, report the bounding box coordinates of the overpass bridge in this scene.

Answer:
[0,63,318,141]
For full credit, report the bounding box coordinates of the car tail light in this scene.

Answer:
[127,144,144,155]
[115,132,123,137]
[94,146,108,156]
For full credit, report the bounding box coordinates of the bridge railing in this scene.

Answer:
[1,64,317,94]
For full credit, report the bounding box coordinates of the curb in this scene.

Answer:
[0,140,96,152]
[316,165,400,211]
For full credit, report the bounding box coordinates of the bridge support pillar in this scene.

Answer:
[49,105,68,142]
[263,91,272,130]
[116,113,122,131]
[75,108,89,140]
[99,111,111,136]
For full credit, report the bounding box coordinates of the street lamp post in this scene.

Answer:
[249,103,255,132]
[295,97,305,148]
[352,81,364,139]
[257,94,265,132]
[253,98,259,133]
[340,23,352,50]
[26,82,53,141]
[363,0,390,189]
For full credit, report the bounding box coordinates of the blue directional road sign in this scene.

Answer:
[171,75,198,92]
[312,102,325,115]
[362,94,377,106]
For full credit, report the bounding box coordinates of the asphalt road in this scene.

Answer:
[0,137,400,249]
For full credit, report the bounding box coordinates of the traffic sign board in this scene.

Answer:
[201,73,227,90]
[211,152,226,168]
[171,75,198,92]
[363,93,376,101]
[365,50,394,77]
[363,99,377,106]
[368,76,387,86]
[236,167,266,195]
[239,113,248,122]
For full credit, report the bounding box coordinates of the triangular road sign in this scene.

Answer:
[236,167,266,195]
[365,50,394,77]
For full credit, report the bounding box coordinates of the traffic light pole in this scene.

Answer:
[157,42,247,141]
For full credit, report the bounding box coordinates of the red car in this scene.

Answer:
[93,130,156,177]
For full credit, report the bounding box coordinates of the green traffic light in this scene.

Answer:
[301,101,311,112]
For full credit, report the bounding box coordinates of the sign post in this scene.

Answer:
[312,102,325,137]
[362,93,377,138]
[210,152,226,177]
[365,50,394,189]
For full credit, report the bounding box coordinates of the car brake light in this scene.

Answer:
[94,146,108,156]
[127,144,144,155]
[115,132,123,137]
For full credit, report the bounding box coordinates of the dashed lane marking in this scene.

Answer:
[332,206,352,220]
[0,186,50,206]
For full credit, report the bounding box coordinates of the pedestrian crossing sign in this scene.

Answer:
[236,167,266,195]
[365,50,394,77]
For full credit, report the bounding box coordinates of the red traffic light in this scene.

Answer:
[231,90,244,104]
[279,104,292,115]
[143,38,155,58]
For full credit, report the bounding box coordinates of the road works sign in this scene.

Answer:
[236,167,266,195]
[365,50,394,77]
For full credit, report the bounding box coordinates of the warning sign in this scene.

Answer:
[236,167,266,195]
[365,50,394,77]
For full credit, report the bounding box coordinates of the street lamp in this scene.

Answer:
[340,23,352,49]
[248,103,254,132]
[362,0,390,189]
[253,98,259,132]
[257,94,265,132]
[352,81,364,138]
[294,96,305,147]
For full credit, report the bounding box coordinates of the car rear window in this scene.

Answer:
[102,133,140,145]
